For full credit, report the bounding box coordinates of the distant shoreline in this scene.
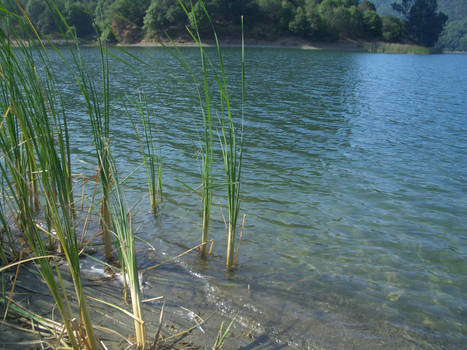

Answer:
[118,38,455,54]
[119,37,366,51]
[27,36,462,54]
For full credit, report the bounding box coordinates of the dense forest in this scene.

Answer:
[372,0,467,50]
[372,0,467,21]
[1,0,460,49]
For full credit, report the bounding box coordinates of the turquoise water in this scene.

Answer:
[57,48,466,349]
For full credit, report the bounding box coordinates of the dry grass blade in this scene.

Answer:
[2,250,23,321]
[150,300,165,350]
[161,312,215,344]
[142,296,164,303]
[0,255,58,274]
[143,243,206,273]
[86,296,144,325]
[234,214,246,266]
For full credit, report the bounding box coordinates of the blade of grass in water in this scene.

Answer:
[218,17,245,269]
[178,0,214,259]
[130,93,163,215]
[108,154,146,349]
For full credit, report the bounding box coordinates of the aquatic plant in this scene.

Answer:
[362,42,435,54]
[109,153,146,348]
[177,1,245,267]
[132,94,163,215]
[50,7,147,346]
[0,3,100,348]
[72,38,114,262]
[218,17,245,268]
[176,0,215,258]
[213,316,236,349]
[1,0,248,347]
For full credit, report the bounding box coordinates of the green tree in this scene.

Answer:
[319,1,363,39]
[362,9,382,38]
[436,18,467,51]
[391,0,413,18]
[318,0,368,39]
[304,2,325,38]
[381,14,404,41]
[407,0,447,46]
[204,0,258,24]
[65,1,94,37]
[289,6,308,35]
[111,0,150,26]
[143,0,186,35]
[188,1,211,34]
[392,0,447,46]
[25,0,66,34]
[359,0,377,12]
[256,0,294,31]
[287,1,327,39]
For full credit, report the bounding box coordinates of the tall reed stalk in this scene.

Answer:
[109,155,146,349]
[69,34,114,262]
[132,94,163,215]
[177,0,214,258]
[43,1,114,260]
[0,2,99,347]
[219,19,245,268]
[50,5,146,345]
[178,1,246,268]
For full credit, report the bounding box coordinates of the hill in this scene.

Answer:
[372,0,467,51]
[371,0,467,21]
[3,0,463,50]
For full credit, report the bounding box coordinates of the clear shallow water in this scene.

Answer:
[56,48,466,349]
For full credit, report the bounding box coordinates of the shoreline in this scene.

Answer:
[0,250,267,350]
[118,37,367,51]
[117,38,449,54]
[34,37,458,54]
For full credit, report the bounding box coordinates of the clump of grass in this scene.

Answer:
[45,5,115,261]
[176,0,215,259]
[0,2,100,347]
[53,9,147,346]
[74,39,114,262]
[177,1,246,267]
[363,42,435,54]
[213,316,236,350]
[218,17,245,269]
[109,154,146,348]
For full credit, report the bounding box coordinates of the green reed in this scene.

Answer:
[177,0,215,258]
[108,154,146,348]
[0,2,99,348]
[132,94,163,215]
[218,20,245,268]
[73,39,114,262]
[50,5,146,345]
[179,1,245,268]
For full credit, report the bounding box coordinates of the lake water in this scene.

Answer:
[56,47,467,349]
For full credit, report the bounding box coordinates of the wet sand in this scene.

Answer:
[0,249,284,350]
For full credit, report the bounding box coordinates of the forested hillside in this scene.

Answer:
[1,0,455,49]
[371,0,467,21]
[371,0,467,50]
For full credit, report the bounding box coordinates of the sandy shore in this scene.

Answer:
[0,249,281,350]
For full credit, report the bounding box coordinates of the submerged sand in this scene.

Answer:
[0,250,283,350]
